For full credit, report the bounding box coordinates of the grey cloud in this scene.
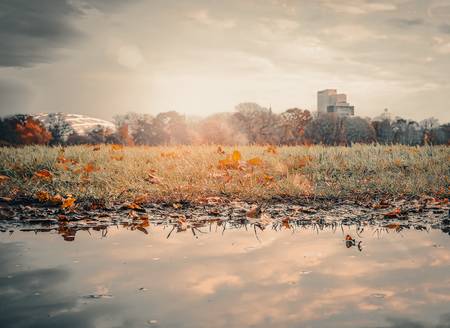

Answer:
[389,18,425,27]
[439,24,450,34]
[0,0,81,67]
[0,0,136,67]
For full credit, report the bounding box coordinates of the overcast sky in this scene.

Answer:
[0,0,449,122]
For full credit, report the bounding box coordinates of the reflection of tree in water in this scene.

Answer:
[46,216,450,249]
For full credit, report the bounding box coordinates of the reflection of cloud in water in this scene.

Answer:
[0,225,449,328]
[0,242,135,328]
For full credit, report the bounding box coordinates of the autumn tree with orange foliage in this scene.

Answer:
[15,117,52,145]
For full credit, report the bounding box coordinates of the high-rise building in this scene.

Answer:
[317,89,354,116]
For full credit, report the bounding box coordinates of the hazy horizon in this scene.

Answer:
[1,0,450,122]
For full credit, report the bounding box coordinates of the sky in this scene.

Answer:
[0,0,449,122]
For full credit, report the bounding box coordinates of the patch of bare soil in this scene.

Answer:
[0,196,448,241]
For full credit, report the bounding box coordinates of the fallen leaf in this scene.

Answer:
[246,205,262,218]
[146,174,161,184]
[232,150,241,162]
[93,146,101,151]
[35,191,50,202]
[266,145,277,154]
[61,196,76,209]
[0,175,10,183]
[247,157,263,166]
[111,144,123,151]
[218,158,239,170]
[345,235,354,241]
[34,169,53,180]
[84,163,96,173]
[127,203,143,210]
[384,208,401,218]
[217,146,225,155]
[282,218,291,229]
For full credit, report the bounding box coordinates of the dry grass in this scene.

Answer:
[0,144,448,203]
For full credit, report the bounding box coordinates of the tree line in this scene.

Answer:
[0,104,448,146]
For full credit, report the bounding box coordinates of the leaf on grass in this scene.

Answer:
[35,191,50,202]
[246,205,261,218]
[34,169,53,180]
[111,155,124,161]
[146,173,161,184]
[84,163,96,173]
[93,146,101,151]
[160,152,177,158]
[218,158,239,170]
[134,194,149,204]
[0,175,10,183]
[282,218,291,229]
[61,196,76,209]
[247,157,263,166]
[266,145,277,154]
[217,146,225,155]
[111,144,123,151]
[172,203,182,209]
[127,203,143,210]
[384,208,401,218]
[232,150,241,162]
[296,155,313,168]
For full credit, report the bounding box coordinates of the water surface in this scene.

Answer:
[1,224,450,328]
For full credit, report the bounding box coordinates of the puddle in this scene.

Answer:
[1,222,450,328]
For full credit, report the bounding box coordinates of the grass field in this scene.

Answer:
[0,144,448,204]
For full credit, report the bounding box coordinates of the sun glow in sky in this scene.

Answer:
[0,0,450,121]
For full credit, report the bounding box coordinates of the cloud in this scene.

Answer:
[0,0,82,67]
[186,9,236,29]
[0,0,135,68]
[322,0,397,15]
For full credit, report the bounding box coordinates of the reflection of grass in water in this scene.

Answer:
[0,144,448,202]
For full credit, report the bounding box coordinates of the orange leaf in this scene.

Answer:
[218,158,239,170]
[232,150,241,162]
[111,155,124,161]
[246,205,261,218]
[345,235,354,241]
[266,146,277,154]
[384,208,401,218]
[35,191,50,202]
[49,194,63,205]
[93,146,101,151]
[127,202,143,210]
[34,169,53,180]
[0,175,10,183]
[84,163,96,173]
[111,144,123,151]
[61,196,76,209]
[386,223,401,230]
[247,157,263,166]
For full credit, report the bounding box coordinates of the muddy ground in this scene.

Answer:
[0,196,448,241]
